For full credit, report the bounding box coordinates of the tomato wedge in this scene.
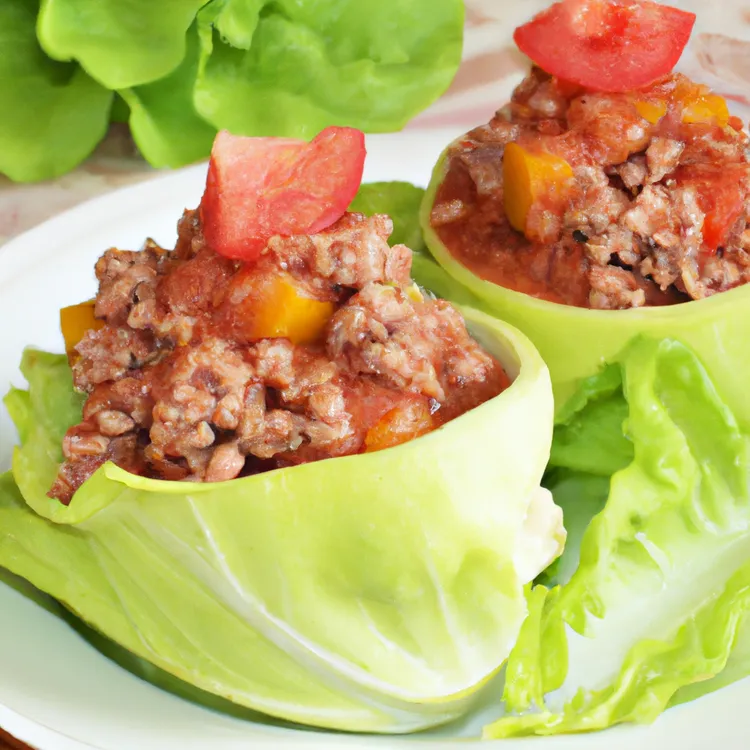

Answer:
[200,127,366,261]
[513,0,696,93]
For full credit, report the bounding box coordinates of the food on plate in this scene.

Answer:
[408,0,750,738]
[2,0,465,181]
[0,127,565,733]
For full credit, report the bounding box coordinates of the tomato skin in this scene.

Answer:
[200,127,366,262]
[513,0,696,93]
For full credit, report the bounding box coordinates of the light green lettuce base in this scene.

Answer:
[0,308,563,733]
[419,144,750,428]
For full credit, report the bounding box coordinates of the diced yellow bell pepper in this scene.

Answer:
[682,93,730,127]
[60,300,104,356]
[242,274,335,345]
[635,100,667,124]
[364,399,434,453]
[405,283,424,304]
[503,142,573,238]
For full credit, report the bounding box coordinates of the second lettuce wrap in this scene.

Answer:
[403,146,750,733]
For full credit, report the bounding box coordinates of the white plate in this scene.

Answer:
[1,130,749,750]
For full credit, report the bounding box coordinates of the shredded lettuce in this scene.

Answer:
[0,0,112,182]
[484,336,750,737]
[0,308,564,733]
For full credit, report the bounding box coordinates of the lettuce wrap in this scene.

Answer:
[407,151,750,734]
[0,307,565,733]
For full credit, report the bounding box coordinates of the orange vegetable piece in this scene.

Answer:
[235,272,334,345]
[681,93,730,127]
[635,99,667,124]
[60,300,104,356]
[503,142,573,239]
[364,397,434,453]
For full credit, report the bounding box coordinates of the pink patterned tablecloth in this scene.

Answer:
[2,0,750,248]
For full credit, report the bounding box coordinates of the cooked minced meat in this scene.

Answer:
[50,211,509,503]
[430,68,750,309]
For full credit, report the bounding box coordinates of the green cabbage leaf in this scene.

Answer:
[0,308,564,733]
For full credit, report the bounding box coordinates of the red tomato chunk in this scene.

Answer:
[200,127,366,262]
[514,0,696,93]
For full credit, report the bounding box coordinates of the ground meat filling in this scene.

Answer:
[50,212,509,503]
[431,69,750,309]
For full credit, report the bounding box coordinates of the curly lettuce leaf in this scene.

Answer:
[194,0,464,138]
[485,336,750,737]
[0,308,563,733]
[37,0,209,89]
[0,0,112,182]
[119,22,215,168]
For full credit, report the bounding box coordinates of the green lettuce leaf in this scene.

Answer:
[349,182,427,253]
[1,307,564,733]
[535,471,609,590]
[118,22,216,168]
[421,144,750,426]
[484,336,750,738]
[0,0,112,182]
[37,0,209,89]
[194,0,464,138]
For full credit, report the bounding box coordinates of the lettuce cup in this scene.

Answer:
[414,0,750,738]
[0,127,565,733]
